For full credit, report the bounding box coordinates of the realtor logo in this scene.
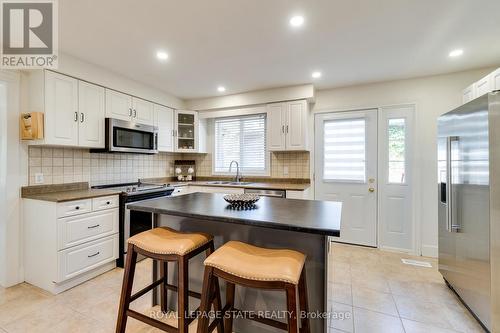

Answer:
[1,0,58,68]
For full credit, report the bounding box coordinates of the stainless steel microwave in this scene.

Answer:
[103,118,158,154]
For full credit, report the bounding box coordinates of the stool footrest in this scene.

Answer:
[126,309,179,333]
[131,278,163,302]
[165,283,202,299]
[231,307,288,330]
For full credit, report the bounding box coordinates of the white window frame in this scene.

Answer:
[211,114,270,177]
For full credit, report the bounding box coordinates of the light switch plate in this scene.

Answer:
[283,166,289,176]
[34,173,44,184]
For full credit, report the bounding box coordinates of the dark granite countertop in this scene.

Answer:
[128,192,341,236]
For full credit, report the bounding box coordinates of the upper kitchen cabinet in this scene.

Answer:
[44,71,79,146]
[154,104,174,152]
[267,100,309,151]
[462,84,476,104]
[492,68,500,91]
[105,89,154,125]
[26,71,105,148]
[175,110,198,152]
[78,81,105,148]
[462,68,500,104]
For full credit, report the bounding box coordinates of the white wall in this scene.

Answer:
[312,67,495,257]
[55,53,185,109]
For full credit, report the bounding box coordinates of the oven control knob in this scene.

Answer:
[126,187,131,193]
[131,187,137,192]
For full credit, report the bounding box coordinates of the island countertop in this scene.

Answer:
[128,192,341,236]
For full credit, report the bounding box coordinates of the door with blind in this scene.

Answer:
[315,110,378,246]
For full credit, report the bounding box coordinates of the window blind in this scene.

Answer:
[323,118,366,181]
[214,114,267,174]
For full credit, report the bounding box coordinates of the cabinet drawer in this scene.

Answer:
[57,234,118,282]
[57,209,119,250]
[57,199,92,218]
[92,195,119,211]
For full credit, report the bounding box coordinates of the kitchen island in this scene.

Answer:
[128,192,342,332]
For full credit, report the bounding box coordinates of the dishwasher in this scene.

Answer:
[244,188,286,198]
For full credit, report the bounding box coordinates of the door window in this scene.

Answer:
[387,118,406,184]
[323,118,366,182]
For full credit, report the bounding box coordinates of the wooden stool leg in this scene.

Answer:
[298,270,310,333]
[223,282,235,333]
[116,243,138,333]
[197,266,214,333]
[207,242,224,333]
[178,257,189,332]
[285,284,299,333]
[160,261,168,313]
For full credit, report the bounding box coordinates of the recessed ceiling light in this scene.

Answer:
[289,15,304,27]
[217,86,226,92]
[312,71,322,79]
[156,51,169,61]
[449,49,464,58]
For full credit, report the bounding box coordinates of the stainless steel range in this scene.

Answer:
[92,181,175,267]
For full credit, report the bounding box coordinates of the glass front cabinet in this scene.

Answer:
[175,110,198,152]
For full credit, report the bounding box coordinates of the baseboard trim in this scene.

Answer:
[421,244,438,258]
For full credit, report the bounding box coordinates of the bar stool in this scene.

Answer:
[197,241,310,333]
[116,227,224,333]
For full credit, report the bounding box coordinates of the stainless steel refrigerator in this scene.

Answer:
[438,91,500,332]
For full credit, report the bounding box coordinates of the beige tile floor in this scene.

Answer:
[0,243,486,333]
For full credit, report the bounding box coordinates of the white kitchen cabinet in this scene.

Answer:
[492,68,500,91]
[105,89,132,121]
[78,81,105,148]
[175,110,199,152]
[44,71,79,146]
[475,75,492,98]
[133,97,154,125]
[462,84,476,104]
[24,195,119,294]
[190,186,244,194]
[154,104,174,152]
[267,102,287,150]
[105,90,154,125]
[267,100,309,151]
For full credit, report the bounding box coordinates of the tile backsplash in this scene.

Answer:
[28,147,310,185]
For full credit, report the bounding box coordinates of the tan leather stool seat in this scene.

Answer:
[204,240,306,285]
[127,227,213,255]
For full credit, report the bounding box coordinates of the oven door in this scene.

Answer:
[107,118,158,154]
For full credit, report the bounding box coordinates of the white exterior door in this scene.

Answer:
[378,105,415,252]
[286,100,307,150]
[267,102,286,151]
[105,89,132,121]
[155,104,174,152]
[315,109,378,246]
[132,98,154,125]
[44,71,79,146]
[78,81,105,148]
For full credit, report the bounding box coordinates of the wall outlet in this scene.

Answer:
[283,166,289,176]
[34,173,44,184]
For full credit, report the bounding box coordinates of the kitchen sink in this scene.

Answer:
[205,181,253,185]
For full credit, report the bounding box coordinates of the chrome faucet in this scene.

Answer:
[229,160,242,182]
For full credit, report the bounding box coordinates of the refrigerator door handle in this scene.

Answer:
[446,136,460,232]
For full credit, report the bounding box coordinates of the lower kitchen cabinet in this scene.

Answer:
[189,185,245,194]
[23,195,119,294]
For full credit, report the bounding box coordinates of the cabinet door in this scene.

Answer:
[285,100,308,150]
[462,84,475,104]
[475,75,491,98]
[132,97,154,125]
[105,89,132,121]
[154,104,174,152]
[175,110,198,152]
[44,71,79,146]
[266,102,286,151]
[78,81,105,148]
[492,68,500,91]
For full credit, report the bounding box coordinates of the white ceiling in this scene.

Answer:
[60,0,500,100]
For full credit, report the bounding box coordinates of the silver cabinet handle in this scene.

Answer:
[282,125,285,133]
[446,136,460,232]
[286,125,289,133]
[74,112,78,122]
[80,113,84,123]
[88,251,100,258]
[87,224,100,229]
[133,109,137,118]
[129,108,132,117]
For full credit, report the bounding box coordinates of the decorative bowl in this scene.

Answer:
[223,193,260,208]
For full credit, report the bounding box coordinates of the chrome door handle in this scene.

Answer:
[286,125,289,133]
[87,224,100,229]
[133,109,137,118]
[74,112,78,122]
[446,136,460,232]
[80,113,84,123]
[129,108,132,117]
[88,251,100,258]
[282,125,285,133]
